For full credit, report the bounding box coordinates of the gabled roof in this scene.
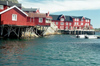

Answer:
[65,16,73,21]
[0,5,28,16]
[26,12,46,18]
[0,1,21,7]
[85,17,91,20]
[49,15,62,20]
[22,8,39,12]
[50,14,73,21]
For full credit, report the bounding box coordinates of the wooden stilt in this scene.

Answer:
[1,25,4,36]
[18,27,20,37]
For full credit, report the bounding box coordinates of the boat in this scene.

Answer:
[76,35,87,38]
[85,35,98,39]
[97,36,100,39]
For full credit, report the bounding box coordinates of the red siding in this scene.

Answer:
[34,17,50,26]
[1,8,27,26]
[52,17,91,30]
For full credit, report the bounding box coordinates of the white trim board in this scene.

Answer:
[0,5,28,16]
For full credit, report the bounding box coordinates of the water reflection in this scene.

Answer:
[0,40,27,65]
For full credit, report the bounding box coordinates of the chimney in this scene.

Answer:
[48,11,49,16]
[7,0,9,5]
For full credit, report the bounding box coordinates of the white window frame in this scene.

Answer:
[61,22,64,25]
[61,18,64,21]
[77,18,79,21]
[88,20,89,22]
[85,20,88,22]
[0,5,4,10]
[75,22,76,25]
[81,23,83,25]
[75,18,77,21]
[69,23,71,25]
[39,18,43,23]
[56,22,58,25]
[77,22,78,25]
[12,14,17,21]
[66,23,68,25]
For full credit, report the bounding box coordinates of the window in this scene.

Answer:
[77,22,78,25]
[85,20,88,22]
[66,26,68,29]
[69,23,71,25]
[75,18,79,21]
[0,5,4,9]
[77,18,79,21]
[61,22,64,25]
[88,20,89,22]
[39,18,43,23]
[75,18,76,21]
[61,18,64,21]
[56,22,58,25]
[81,23,83,25]
[81,19,83,21]
[75,22,77,25]
[12,14,17,21]
[66,23,68,25]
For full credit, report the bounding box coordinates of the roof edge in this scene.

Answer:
[0,5,28,16]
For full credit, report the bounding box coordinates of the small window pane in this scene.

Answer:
[66,23,68,25]
[61,22,64,25]
[77,22,78,25]
[12,14,17,21]
[81,23,83,25]
[56,22,58,25]
[39,18,43,23]
[77,19,79,21]
[69,23,71,25]
[61,18,64,21]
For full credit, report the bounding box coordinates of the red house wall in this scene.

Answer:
[1,8,27,26]
[34,17,50,26]
[72,18,90,29]
[52,20,73,30]
[52,17,91,30]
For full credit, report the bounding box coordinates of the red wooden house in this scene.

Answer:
[0,5,28,26]
[22,8,52,27]
[50,14,92,30]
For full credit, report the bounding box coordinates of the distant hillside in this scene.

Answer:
[0,0,19,3]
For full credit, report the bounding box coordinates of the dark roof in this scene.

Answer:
[72,16,91,20]
[22,8,39,12]
[50,14,73,21]
[49,15,62,20]
[71,16,83,19]
[0,1,21,7]
[85,17,91,20]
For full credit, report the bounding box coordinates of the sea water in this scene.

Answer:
[0,32,100,66]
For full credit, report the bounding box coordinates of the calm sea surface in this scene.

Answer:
[0,32,100,66]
